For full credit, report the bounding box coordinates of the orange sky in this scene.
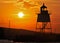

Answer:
[0,0,60,33]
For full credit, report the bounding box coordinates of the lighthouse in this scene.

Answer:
[36,3,52,33]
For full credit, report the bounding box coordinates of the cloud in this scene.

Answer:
[0,0,17,3]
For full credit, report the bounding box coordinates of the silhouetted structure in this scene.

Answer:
[37,3,52,33]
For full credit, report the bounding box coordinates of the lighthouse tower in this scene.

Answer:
[37,3,52,33]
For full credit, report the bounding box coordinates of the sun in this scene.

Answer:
[18,12,24,18]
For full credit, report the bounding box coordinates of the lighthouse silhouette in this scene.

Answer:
[37,3,52,33]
